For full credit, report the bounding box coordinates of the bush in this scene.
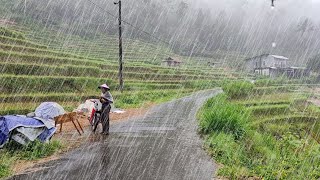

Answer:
[222,81,254,99]
[199,94,251,139]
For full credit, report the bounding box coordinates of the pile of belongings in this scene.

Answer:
[76,99,125,114]
[76,99,100,113]
[0,102,65,148]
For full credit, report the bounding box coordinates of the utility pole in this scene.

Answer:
[114,0,123,92]
[271,0,275,7]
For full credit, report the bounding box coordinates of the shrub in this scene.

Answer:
[222,81,254,99]
[199,94,251,139]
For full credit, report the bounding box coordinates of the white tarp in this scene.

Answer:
[35,102,65,120]
[76,99,102,113]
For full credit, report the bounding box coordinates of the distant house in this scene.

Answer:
[244,54,309,78]
[162,57,182,67]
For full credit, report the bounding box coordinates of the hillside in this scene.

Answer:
[0,24,242,115]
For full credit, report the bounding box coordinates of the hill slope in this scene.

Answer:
[0,24,241,114]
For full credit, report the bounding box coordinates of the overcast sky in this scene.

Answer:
[188,0,320,23]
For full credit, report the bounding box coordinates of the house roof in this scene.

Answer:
[245,54,289,61]
[244,54,269,61]
[271,55,289,60]
[290,66,306,69]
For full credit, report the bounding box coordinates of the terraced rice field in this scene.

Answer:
[0,25,241,115]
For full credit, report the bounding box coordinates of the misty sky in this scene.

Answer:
[190,0,320,23]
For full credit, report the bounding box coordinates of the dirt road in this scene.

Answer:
[10,89,220,180]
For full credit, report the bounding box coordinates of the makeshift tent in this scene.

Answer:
[0,115,56,147]
[35,102,65,120]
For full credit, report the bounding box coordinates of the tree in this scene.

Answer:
[297,18,315,36]
[307,54,320,81]
[176,1,188,18]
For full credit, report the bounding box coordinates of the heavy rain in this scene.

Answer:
[0,0,320,179]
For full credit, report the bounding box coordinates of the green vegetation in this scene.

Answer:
[0,27,25,39]
[222,81,254,99]
[0,140,62,178]
[0,24,239,116]
[0,152,14,178]
[198,94,250,139]
[199,81,320,179]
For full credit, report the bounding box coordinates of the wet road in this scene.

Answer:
[11,89,220,180]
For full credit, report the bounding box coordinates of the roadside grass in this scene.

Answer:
[114,89,194,109]
[198,94,250,140]
[0,151,14,178]
[222,80,254,99]
[0,140,62,178]
[199,81,320,179]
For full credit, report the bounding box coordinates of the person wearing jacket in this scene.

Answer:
[93,84,113,135]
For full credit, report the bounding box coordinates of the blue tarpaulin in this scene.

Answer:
[0,115,56,147]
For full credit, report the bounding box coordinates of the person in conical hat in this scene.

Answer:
[93,84,114,135]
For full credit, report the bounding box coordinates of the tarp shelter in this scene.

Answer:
[35,102,65,120]
[0,115,56,147]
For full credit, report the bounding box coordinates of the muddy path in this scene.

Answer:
[10,89,220,180]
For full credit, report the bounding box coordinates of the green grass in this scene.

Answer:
[198,81,320,179]
[115,89,193,108]
[0,151,14,178]
[198,94,250,140]
[248,104,290,116]
[255,77,319,87]
[0,89,198,115]
[0,35,47,48]
[4,140,62,160]
[0,62,227,79]
[0,27,25,40]
[0,43,91,60]
[0,140,62,178]
[222,80,254,99]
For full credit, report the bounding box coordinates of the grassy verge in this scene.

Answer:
[0,140,62,178]
[198,81,320,179]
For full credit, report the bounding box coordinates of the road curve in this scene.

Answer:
[10,89,220,180]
